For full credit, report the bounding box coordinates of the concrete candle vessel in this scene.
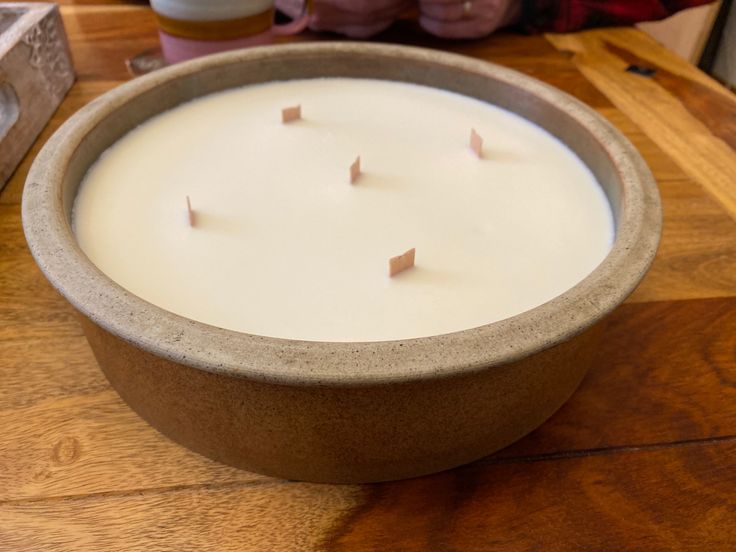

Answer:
[22,43,661,483]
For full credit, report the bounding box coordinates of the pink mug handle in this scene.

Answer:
[272,0,311,36]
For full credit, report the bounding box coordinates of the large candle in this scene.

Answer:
[73,78,614,342]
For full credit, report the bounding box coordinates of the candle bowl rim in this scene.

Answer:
[22,42,661,387]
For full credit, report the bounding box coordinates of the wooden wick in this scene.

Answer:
[470,128,483,158]
[186,195,195,227]
[281,104,301,123]
[389,247,416,277]
[350,156,361,184]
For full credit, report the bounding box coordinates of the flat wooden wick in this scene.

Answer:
[389,247,416,277]
[281,104,301,123]
[470,128,483,158]
[350,156,361,184]
[186,195,195,227]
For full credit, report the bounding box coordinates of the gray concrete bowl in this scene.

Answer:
[22,42,661,483]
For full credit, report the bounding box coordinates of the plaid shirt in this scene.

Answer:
[524,0,715,32]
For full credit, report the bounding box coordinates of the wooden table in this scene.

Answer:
[2,3,736,550]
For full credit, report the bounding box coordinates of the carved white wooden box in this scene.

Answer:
[1,3,74,189]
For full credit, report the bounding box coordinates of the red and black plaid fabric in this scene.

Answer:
[523,0,715,32]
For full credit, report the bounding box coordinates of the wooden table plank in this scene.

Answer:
[0,480,363,551]
[547,29,736,221]
[0,385,267,503]
[628,177,736,303]
[61,5,160,80]
[556,26,733,96]
[0,207,82,342]
[0,337,106,412]
[2,440,733,551]
[3,295,735,502]
[595,107,690,181]
[331,440,736,551]
[498,297,736,458]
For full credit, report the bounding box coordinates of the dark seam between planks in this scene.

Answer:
[2,435,735,507]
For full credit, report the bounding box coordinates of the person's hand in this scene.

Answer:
[418,0,521,38]
[276,0,413,38]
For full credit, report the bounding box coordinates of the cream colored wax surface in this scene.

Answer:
[73,78,614,342]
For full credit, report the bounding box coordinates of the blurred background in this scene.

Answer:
[636,0,734,90]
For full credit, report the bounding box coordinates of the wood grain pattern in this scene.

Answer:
[61,5,160,80]
[2,441,733,550]
[595,106,691,181]
[604,41,736,151]
[0,481,363,551]
[2,4,736,549]
[547,29,736,221]
[3,293,734,504]
[0,207,82,342]
[0,392,263,502]
[497,297,736,458]
[627,177,736,303]
[328,440,736,551]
